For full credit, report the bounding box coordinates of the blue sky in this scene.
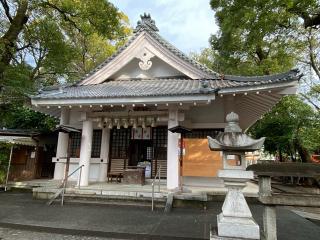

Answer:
[110,0,218,54]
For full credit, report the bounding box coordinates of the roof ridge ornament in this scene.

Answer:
[134,13,159,33]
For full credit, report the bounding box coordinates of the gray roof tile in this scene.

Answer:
[33,70,300,100]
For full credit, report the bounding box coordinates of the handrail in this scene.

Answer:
[61,164,84,206]
[68,164,84,179]
[151,165,161,211]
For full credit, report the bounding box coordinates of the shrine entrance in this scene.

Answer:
[128,139,153,166]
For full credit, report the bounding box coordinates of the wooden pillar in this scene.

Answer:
[79,119,93,186]
[99,127,110,182]
[54,108,70,180]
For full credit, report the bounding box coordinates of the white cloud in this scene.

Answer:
[110,0,218,53]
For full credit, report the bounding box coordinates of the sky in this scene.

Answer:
[110,0,218,54]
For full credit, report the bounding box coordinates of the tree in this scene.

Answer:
[190,1,320,161]
[249,96,320,162]
[0,0,131,131]
[0,0,131,102]
[209,0,307,75]
[209,0,320,108]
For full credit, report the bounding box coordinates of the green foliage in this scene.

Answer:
[196,0,320,159]
[209,0,306,75]
[0,104,57,132]
[0,0,131,131]
[249,96,320,161]
[0,0,131,94]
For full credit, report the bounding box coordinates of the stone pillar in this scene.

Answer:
[98,127,110,182]
[259,176,277,240]
[54,108,70,180]
[167,109,180,191]
[259,176,272,196]
[78,119,93,186]
[263,206,277,240]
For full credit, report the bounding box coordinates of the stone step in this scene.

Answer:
[52,194,166,209]
[33,187,167,203]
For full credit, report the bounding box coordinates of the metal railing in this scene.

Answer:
[61,164,84,206]
[151,165,161,211]
[47,164,84,206]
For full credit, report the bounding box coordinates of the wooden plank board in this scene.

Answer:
[182,138,222,177]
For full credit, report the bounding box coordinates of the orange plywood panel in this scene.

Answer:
[182,138,222,177]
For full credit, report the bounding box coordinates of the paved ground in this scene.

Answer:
[0,192,320,240]
[0,227,120,240]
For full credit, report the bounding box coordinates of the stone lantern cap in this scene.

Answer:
[208,112,265,151]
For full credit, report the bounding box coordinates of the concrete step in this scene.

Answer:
[53,194,166,209]
[33,187,167,205]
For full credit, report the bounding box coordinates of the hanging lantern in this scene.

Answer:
[151,117,156,127]
[114,118,121,129]
[141,118,146,129]
[132,119,137,129]
[123,119,128,128]
[108,120,113,129]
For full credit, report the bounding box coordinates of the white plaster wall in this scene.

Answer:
[110,57,185,80]
[67,162,100,182]
[185,98,225,125]
[89,164,100,181]
[69,111,83,128]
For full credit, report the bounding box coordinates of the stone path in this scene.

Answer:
[0,192,320,240]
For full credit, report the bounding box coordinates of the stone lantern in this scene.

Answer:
[208,112,265,240]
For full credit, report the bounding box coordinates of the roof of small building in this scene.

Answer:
[0,129,40,137]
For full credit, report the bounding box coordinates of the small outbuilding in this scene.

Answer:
[0,129,57,181]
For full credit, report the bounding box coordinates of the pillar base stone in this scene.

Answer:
[211,226,260,240]
[216,214,260,239]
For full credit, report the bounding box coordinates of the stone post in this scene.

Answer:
[98,127,110,182]
[167,108,180,191]
[259,176,277,240]
[78,119,93,186]
[54,108,70,180]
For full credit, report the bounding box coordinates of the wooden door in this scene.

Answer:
[182,138,222,177]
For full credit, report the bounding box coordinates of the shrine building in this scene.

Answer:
[30,14,300,190]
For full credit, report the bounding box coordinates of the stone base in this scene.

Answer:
[210,227,259,240]
[217,213,260,239]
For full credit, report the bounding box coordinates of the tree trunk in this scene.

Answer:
[296,143,311,163]
[0,0,29,80]
[278,149,283,162]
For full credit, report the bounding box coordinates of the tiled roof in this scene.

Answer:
[77,15,217,85]
[33,70,300,100]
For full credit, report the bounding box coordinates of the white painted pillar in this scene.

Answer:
[54,108,70,180]
[167,109,180,191]
[79,119,93,186]
[98,127,110,182]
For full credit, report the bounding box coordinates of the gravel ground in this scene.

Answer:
[0,227,123,240]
